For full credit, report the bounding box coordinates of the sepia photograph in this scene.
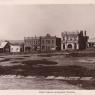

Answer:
[0,3,95,91]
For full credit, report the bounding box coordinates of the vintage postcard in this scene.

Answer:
[0,0,95,95]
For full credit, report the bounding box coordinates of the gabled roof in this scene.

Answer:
[9,40,24,45]
[0,41,8,48]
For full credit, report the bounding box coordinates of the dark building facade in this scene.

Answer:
[24,37,40,53]
[40,34,61,52]
[78,30,89,50]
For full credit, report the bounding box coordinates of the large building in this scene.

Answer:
[88,38,95,48]
[40,34,61,52]
[24,34,61,53]
[24,36,40,53]
[61,30,89,50]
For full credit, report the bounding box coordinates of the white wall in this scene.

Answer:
[10,45,20,53]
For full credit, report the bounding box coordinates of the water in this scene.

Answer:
[0,76,82,90]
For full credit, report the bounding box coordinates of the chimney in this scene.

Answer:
[80,30,83,36]
[84,30,86,36]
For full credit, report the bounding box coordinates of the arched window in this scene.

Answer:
[67,44,72,48]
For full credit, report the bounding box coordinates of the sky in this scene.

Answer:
[0,4,95,40]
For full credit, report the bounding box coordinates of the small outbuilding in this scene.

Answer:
[9,40,24,53]
[10,45,21,53]
[0,41,10,53]
[88,38,95,48]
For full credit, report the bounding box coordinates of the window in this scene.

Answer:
[11,48,13,50]
[42,46,45,49]
[16,48,19,50]
[48,40,50,44]
[63,44,65,49]
[32,40,33,44]
[47,46,50,50]
[75,37,78,41]
[46,40,50,44]
[33,40,34,44]
[46,40,48,43]
[63,37,65,41]
[70,38,73,41]
[42,40,44,44]
[52,40,54,44]
[36,41,37,44]
[74,43,77,49]
[67,36,69,40]
[67,44,72,48]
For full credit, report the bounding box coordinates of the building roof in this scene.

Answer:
[10,44,20,47]
[9,40,24,45]
[40,34,58,39]
[88,38,95,42]
[61,31,79,37]
[0,41,8,48]
[24,37,40,40]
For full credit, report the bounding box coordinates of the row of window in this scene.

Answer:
[41,39,55,44]
[41,46,55,50]
[63,43,78,49]
[63,37,78,41]
[25,39,55,45]
[25,40,40,45]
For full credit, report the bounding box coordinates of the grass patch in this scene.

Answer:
[11,61,20,63]
[22,60,58,65]
[68,52,95,57]
[0,59,95,78]
[22,55,30,57]
[0,58,10,62]
[12,58,25,60]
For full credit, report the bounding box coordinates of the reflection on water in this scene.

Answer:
[0,75,82,90]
